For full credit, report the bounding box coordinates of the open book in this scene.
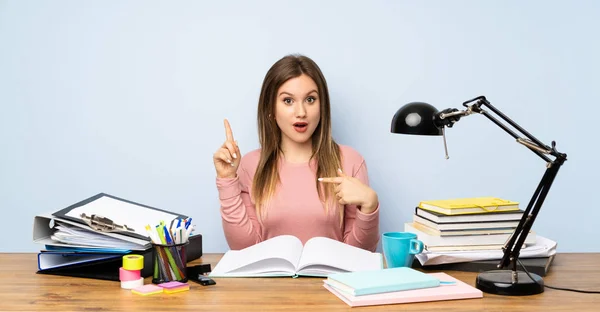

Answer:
[209,235,383,277]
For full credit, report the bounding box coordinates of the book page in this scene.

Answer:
[210,235,304,276]
[296,237,382,276]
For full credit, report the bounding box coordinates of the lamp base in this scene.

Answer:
[476,270,544,296]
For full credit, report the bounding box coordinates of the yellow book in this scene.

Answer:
[418,197,519,215]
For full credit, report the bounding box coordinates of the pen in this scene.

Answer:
[160,224,183,280]
[145,225,160,244]
[156,225,166,244]
[163,225,173,244]
[169,219,175,233]
[184,224,194,243]
[165,230,185,270]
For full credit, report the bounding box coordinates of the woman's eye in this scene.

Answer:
[283,98,293,105]
[306,97,316,104]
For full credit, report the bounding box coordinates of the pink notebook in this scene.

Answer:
[323,272,482,307]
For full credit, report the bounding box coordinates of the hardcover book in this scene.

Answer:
[419,197,520,215]
[325,267,440,296]
[415,207,524,223]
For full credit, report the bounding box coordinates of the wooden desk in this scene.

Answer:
[0,253,599,311]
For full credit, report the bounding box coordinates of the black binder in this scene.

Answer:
[36,234,203,281]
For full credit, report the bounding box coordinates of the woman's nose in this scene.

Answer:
[295,104,307,117]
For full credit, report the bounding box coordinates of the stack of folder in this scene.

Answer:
[323,267,483,307]
[32,193,203,280]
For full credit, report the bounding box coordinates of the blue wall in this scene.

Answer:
[1,0,598,252]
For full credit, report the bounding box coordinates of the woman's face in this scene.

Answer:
[274,74,321,148]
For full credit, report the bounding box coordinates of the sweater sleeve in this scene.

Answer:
[342,158,380,252]
[217,164,263,250]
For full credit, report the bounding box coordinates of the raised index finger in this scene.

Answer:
[224,119,234,142]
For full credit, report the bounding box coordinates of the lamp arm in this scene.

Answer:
[464,96,555,162]
[438,96,567,276]
[498,158,564,272]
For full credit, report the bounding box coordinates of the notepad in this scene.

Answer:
[325,267,440,296]
[131,284,164,296]
[158,281,190,294]
[324,272,483,307]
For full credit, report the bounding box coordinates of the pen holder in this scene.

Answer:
[151,242,188,284]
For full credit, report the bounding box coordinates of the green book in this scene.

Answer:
[325,267,441,296]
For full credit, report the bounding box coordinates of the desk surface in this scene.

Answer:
[0,253,599,311]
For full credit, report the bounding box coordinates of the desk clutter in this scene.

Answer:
[33,193,203,281]
[117,253,192,295]
[29,194,559,305]
[404,197,557,273]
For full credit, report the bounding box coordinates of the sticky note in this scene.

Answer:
[131,284,164,296]
[158,281,190,294]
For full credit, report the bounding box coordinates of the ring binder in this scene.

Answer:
[80,213,135,233]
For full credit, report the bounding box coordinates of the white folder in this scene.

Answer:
[32,193,188,251]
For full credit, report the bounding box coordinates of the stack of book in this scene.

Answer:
[405,197,536,252]
[323,267,483,307]
[404,197,557,276]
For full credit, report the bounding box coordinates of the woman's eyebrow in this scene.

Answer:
[278,90,318,97]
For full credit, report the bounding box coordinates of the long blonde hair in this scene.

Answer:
[253,54,343,223]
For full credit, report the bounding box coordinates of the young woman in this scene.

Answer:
[213,54,379,251]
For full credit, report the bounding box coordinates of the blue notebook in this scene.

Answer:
[326,267,440,296]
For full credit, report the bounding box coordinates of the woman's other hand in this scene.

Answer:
[318,168,379,214]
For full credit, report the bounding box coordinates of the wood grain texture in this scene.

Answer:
[1,253,599,311]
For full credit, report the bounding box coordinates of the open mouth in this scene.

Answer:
[293,122,308,132]
[293,122,308,128]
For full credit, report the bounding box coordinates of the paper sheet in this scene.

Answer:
[64,195,179,238]
[50,224,145,250]
[415,235,557,266]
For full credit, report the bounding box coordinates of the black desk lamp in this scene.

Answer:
[391,95,567,296]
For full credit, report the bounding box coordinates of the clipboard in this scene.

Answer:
[51,193,188,240]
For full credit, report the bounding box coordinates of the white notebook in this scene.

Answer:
[210,235,382,277]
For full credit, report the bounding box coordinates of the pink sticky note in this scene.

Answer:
[158,281,188,289]
[131,284,164,296]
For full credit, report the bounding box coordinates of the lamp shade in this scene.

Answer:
[391,102,442,136]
